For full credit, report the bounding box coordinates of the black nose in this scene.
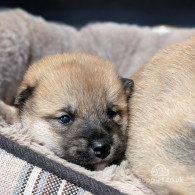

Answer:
[92,141,111,159]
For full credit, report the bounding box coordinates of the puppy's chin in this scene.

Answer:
[82,156,124,171]
[71,159,111,171]
[85,162,109,171]
[62,156,109,171]
[60,147,125,171]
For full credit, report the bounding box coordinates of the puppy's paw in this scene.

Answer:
[0,100,19,124]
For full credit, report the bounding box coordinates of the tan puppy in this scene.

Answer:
[127,36,195,194]
[13,53,133,170]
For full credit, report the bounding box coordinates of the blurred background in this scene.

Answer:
[1,0,195,28]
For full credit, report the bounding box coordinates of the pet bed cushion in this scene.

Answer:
[0,8,195,195]
[0,134,123,195]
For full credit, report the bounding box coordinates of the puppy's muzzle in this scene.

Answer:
[91,140,111,159]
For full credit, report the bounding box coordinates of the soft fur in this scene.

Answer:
[14,53,133,170]
[0,100,18,124]
[127,36,195,195]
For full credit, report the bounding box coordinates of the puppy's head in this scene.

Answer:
[15,53,133,170]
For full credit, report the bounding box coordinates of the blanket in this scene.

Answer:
[1,9,195,105]
[0,8,195,195]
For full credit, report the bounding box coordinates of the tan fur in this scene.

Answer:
[127,36,195,194]
[15,53,130,170]
[0,47,151,194]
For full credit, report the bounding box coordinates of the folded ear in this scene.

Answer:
[120,78,134,98]
[14,86,35,110]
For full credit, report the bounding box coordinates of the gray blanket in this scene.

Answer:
[0,9,195,104]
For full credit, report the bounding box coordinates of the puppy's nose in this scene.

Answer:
[92,141,111,159]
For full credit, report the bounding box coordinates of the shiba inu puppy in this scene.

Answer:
[127,36,195,194]
[13,53,133,170]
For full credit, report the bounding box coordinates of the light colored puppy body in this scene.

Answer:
[127,37,195,194]
[14,53,133,170]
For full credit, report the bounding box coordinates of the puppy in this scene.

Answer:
[13,53,133,170]
[127,36,195,194]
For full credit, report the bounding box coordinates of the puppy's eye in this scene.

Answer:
[59,115,73,124]
[107,109,118,119]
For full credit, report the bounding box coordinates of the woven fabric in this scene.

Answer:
[0,134,125,195]
[0,148,92,195]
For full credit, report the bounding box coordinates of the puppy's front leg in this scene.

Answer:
[0,100,19,124]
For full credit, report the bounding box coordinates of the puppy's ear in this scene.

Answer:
[14,86,35,110]
[120,78,134,98]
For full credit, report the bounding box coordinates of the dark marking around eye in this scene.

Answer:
[59,106,76,118]
[44,106,76,124]
[107,108,118,119]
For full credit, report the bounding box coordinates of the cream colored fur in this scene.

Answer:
[127,36,195,195]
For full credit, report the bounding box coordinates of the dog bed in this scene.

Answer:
[0,131,124,195]
[0,9,195,195]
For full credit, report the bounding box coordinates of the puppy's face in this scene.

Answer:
[15,53,133,170]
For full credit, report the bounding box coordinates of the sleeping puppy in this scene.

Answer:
[12,53,133,170]
[127,36,195,194]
